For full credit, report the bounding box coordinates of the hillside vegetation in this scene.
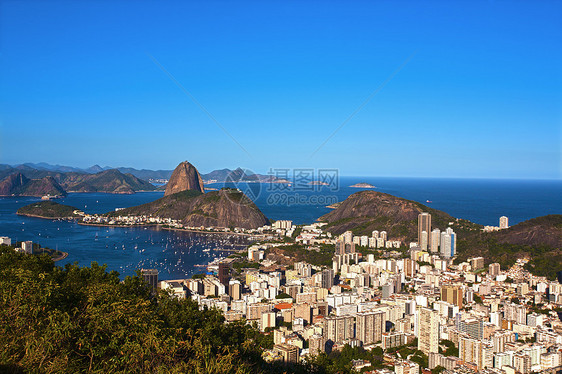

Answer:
[0,169,156,195]
[65,169,156,194]
[17,201,79,218]
[455,215,562,279]
[0,173,66,197]
[108,188,269,229]
[0,245,384,374]
[0,246,272,373]
[319,190,479,242]
[320,191,560,280]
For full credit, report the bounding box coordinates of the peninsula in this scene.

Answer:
[16,201,81,219]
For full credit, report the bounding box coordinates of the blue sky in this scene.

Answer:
[1,1,560,178]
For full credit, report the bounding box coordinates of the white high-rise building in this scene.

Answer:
[273,220,293,230]
[499,216,509,229]
[459,336,493,370]
[418,213,431,245]
[430,229,440,253]
[420,231,428,251]
[417,307,439,354]
[22,241,33,255]
[440,232,451,258]
[440,228,456,258]
[343,231,353,243]
[360,235,369,247]
[356,311,385,345]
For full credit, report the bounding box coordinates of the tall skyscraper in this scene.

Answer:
[417,307,439,354]
[448,229,456,257]
[321,268,335,289]
[459,336,493,371]
[326,315,355,344]
[22,240,33,254]
[218,262,230,286]
[489,263,501,277]
[440,228,456,258]
[430,229,441,253]
[499,216,509,229]
[418,213,431,246]
[343,230,353,243]
[141,268,159,292]
[229,279,242,300]
[356,310,385,345]
[420,231,428,251]
[335,240,356,255]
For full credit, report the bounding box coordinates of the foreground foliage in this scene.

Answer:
[0,245,428,373]
[0,246,275,373]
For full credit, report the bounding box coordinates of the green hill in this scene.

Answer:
[319,190,480,242]
[108,188,269,229]
[320,191,561,280]
[65,169,156,194]
[0,245,272,373]
[0,173,66,197]
[455,214,562,279]
[17,201,79,218]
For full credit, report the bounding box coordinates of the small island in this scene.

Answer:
[308,181,329,186]
[17,201,82,219]
[350,183,376,188]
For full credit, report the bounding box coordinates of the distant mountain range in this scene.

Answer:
[0,163,174,182]
[0,169,156,196]
[0,163,283,183]
[0,173,66,197]
[201,167,279,183]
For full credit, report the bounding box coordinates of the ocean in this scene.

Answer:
[1,177,560,280]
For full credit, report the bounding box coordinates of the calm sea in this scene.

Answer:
[217,176,562,226]
[1,177,560,280]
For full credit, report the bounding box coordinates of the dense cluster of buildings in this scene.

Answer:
[81,213,184,227]
[335,229,402,252]
[139,213,562,373]
[6,212,562,374]
[417,212,457,258]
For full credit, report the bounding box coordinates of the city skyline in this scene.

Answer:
[1,1,560,179]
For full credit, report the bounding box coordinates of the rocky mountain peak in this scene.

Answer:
[164,161,205,196]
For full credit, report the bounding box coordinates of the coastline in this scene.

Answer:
[15,211,265,238]
[53,251,69,262]
[77,222,159,229]
[16,212,76,220]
